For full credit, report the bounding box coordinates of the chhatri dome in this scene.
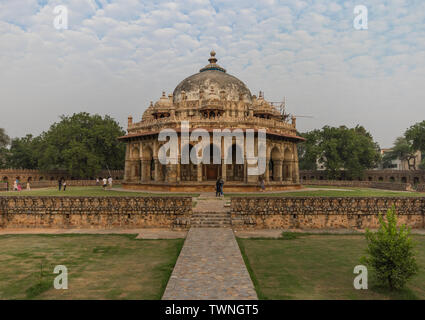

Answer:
[173,50,253,104]
[121,51,304,192]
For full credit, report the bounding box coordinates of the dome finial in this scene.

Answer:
[200,50,226,73]
[208,50,217,64]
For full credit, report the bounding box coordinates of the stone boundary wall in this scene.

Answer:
[300,169,425,185]
[0,196,192,230]
[302,180,411,191]
[416,184,425,192]
[0,180,123,190]
[231,197,425,230]
[0,169,124,185]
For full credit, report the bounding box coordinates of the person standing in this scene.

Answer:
[219,177,224,197]
[102,177,107,190]
[108,176,113,189]
[26,181,31,191]
[13,179,18,191]
[63,180,67,191]
[96,178,100,186]
[259,176,265,192]
[215,177,220,197]
[58,179,62,191]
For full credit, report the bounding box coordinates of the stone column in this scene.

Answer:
[141,160,150,181]
[176,162,181,182]
[154,159,160,181]
[274,160,283,181]
[265,158,270,182]
[221,162,226,181]
[197,164,203,182]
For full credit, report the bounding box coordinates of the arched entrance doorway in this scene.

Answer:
[203,144,220,181]
[227,144,244,181]
[181,144,198,181]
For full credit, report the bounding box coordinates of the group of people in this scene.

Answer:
[58,179,67,191]
[96,177,113,190]
[11,178,31,191]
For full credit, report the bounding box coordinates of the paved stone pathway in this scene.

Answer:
[162,227,258,300]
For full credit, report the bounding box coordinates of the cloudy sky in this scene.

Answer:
[0,0,424,148]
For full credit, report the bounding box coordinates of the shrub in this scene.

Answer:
[362,207,418,290]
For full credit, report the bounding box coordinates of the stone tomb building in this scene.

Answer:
[120,52,304,192]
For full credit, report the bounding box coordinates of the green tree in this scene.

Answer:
[37,113,126,178]
[362,207,418,290]
[0,128,10,169]
[298,125,380,179]
[298,130,322,170]
[405,120,425,154]
[6,134,41,169]
[385,137,417,170]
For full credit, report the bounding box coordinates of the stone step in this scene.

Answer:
[191,222,232,227]
[191,213,230,218]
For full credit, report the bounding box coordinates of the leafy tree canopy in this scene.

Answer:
[37,113,126,178]
[6,134,41,169]
[0,128,10,169]
[298,125,381,179]
[405,120,425,154]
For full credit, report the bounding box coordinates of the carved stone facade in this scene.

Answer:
[0,196,192,230]
[231,197,425,229]
[300,169,425,185]
[120,52,304,191]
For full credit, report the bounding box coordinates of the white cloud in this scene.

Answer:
[0,0,424,148]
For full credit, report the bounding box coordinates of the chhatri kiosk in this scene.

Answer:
[119,51,304,192]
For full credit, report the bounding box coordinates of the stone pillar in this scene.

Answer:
[287,162,293,181]
[197,164,203,182]
[176,162,181,182]
[221,162,226,181]
[141,160,150,181]
[265,158,270,182]
[154,159,160,182]
[274,160,283,181]
[124,160,131,181]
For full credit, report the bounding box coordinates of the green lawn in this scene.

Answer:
[227,187,425,197]
[0,234,184,299]
[0,186,199,197]
[237,234,425,300]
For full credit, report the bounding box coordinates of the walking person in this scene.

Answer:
[215,177,220,197]
[219,177,224,197]
[58,179,62,191]
[259,176,265,192]
[102,177,107,190]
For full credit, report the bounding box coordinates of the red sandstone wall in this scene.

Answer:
[0,196,192,229]
[231,197,425,230]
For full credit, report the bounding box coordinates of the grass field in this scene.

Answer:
[0,234,184,299]
[0,186,199,197]
[237,234,425,300]
[227,187,425,197]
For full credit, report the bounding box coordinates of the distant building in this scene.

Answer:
[379,149,422,170]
